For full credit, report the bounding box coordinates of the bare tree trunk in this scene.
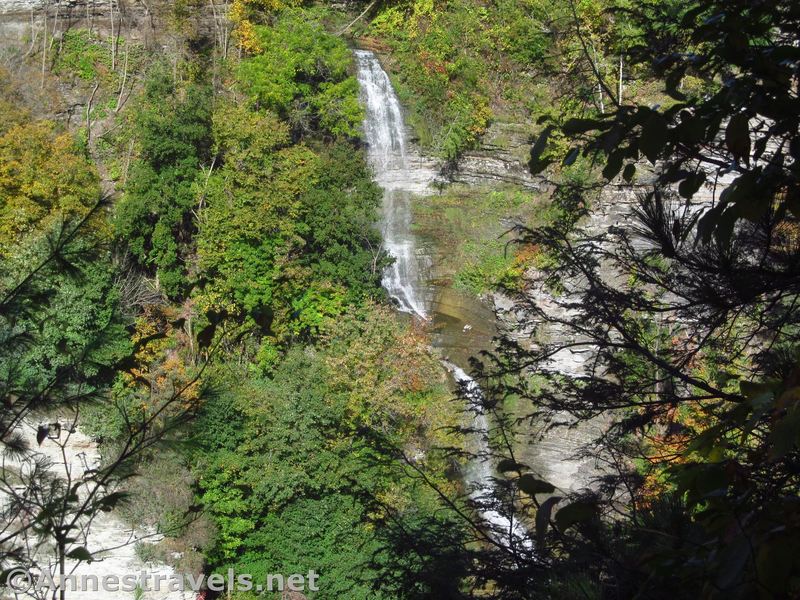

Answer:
[186,317,196,364]
[337,0,376,35]
[593,46,604,114]
[222,0,230,60]
[57,533,65,600]
[86,82,99,146]
[114,1,122,73]
[173,40,179,82]
[115,46,129,112]
[51,5,60,55]
[618,55,624,105]
[25,8,38,58]
[210,0,219,52]
[40,7,47,89]
[210,0,220,88]
[567,0,619,110]
[109,0,116,70]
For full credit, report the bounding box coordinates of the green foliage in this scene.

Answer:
[0,119,101,256]
[196,96,385,339]
[367,0,495,158]
[640,368,800,597]
[0,2,408,587]
[0,103,155,579]
[532,0,800,242]
[414,186,549,294]
[323,304,452,439]
[298,142,387,299]
[115,67,212,298]
[0,224,131,416]
[237,494,383,599]
[52,29,124,84]
[365,0,572,158]
[193,306,461,598]
[54,29,108,81]
[0,106,129,415]
[455,239,521,295]
[238,9,363,138]
[196,102,317,319]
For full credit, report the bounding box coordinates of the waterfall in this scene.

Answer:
[355,49,433,319]
[447,364,531,546]
[356,49,529,546]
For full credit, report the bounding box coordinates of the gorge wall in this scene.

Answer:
[0,0,221,52]
[446,120,545,191]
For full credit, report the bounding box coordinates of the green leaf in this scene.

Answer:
[197,322,217,351]
[693,463,729,500]
[678,172,706,199]
[602,151,624,180]
[740,380,776,413]
[665,66,688,100]
[756,535,796,595]
[768,406,800,460]
[697,202,727,242]
[562,118,602,135]
[98,491,130,512]
[713,205,739,246]
[715,535,750,589]
[555,500,597,531]
[685,423,725,455]
[529,126,554,174]
[132,330,168,352]
[562,147,579,167]
[725,113,751,163]
[497,458,524,473]
[721,171,765,223]
[66,547,93,562]
[518,474,555,495]
[36,425,49,446]
[640,112,668,164]
[680,5,706,28]
[622,163,636,183]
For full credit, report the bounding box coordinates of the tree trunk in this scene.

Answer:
[40,7,47,89]
[57,534,66,600]
[116,46,129,112]
[86,82,99,145]
[593,46,605,114]
[110,0,115,71]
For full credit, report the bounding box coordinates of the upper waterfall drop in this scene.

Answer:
[354,49,435,319]
[354,50,407,179]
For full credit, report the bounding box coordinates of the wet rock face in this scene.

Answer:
[488,174,713,492]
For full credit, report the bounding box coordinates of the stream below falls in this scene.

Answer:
[355,49,533,543]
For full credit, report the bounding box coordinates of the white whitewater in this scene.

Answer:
[447,364,531,547]
[356,49,529,546]
[355,49,435,319]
